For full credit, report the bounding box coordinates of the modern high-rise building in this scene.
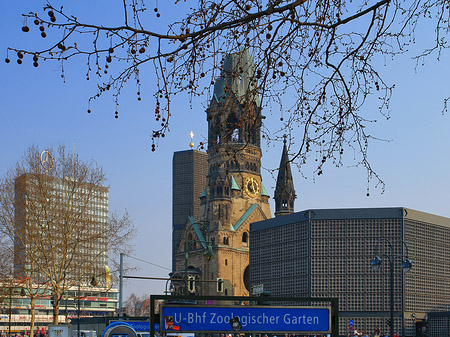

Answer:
[172,150,208,271]
[14,173,109,284]
[250,207,450,337]
[7,171,117,334]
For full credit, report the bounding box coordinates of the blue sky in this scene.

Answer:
[1,1,449,299]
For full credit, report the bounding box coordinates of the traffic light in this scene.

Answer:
[50,295,55,306]
[258,290,271,305]
[188,275,195,293]
[217,278,224,292]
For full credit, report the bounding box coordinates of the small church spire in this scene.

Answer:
[274,135,296,217]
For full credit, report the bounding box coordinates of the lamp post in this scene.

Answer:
[77,275,98,337]
[184,222,214,295]
[119,253,123,318]
[165,273,184,295]
[8,286,12,337]
[371,238,412,337]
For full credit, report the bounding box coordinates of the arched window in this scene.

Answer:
[242,232,248,243]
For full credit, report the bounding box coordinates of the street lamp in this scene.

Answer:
[165,273,184,295]
[8,286,12,337]
[184,221,214,295]
[76,275,99,337]
[371,238,412,337]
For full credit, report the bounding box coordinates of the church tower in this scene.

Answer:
[274,136,296,216]
[174,50,271,297]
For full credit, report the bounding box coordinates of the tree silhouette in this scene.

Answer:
[6,0,449,188]
[0,145,135,324]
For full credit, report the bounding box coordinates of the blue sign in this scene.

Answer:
[161,306,330,333]
[110,321,150,332]
[349,319,354,326]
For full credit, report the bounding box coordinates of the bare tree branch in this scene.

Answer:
[0,144,135,324]
[6,0,450,189]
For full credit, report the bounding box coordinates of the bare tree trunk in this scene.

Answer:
[30,297,36,336]
[0,144,135,326]
[53,289,60,325]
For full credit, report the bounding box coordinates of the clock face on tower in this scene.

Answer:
[245,177,260,197]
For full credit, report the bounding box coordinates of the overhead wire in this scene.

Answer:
[122,253,172,271]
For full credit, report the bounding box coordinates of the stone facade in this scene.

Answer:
[172,50,272,297]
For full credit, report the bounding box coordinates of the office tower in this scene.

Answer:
[172,150,208,271]
[14,173,109,283]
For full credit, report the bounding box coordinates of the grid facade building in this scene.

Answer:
[14,173,109,283]
[172,150,208,271]
[427,312,450,337]
[250,207,450,337]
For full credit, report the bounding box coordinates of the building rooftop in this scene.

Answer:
[250,207,450,232]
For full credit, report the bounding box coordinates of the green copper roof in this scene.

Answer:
[212,49,261,107]
[232,204,258,231]
[260,183,269,197]
[188,216,207,248]
[231,175,240,190]
[200,186,207,198]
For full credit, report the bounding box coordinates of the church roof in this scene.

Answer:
[260,183,269,197]
[232,204,258,231]
[274,135,296,216]
[275,136,295,196]
[212,49,261,107]
[188,215,207,248]
[231,175,240,190]
[200,186,207,198]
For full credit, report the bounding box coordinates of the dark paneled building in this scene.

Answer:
[172,149,208,270]
[250,207,450,336]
